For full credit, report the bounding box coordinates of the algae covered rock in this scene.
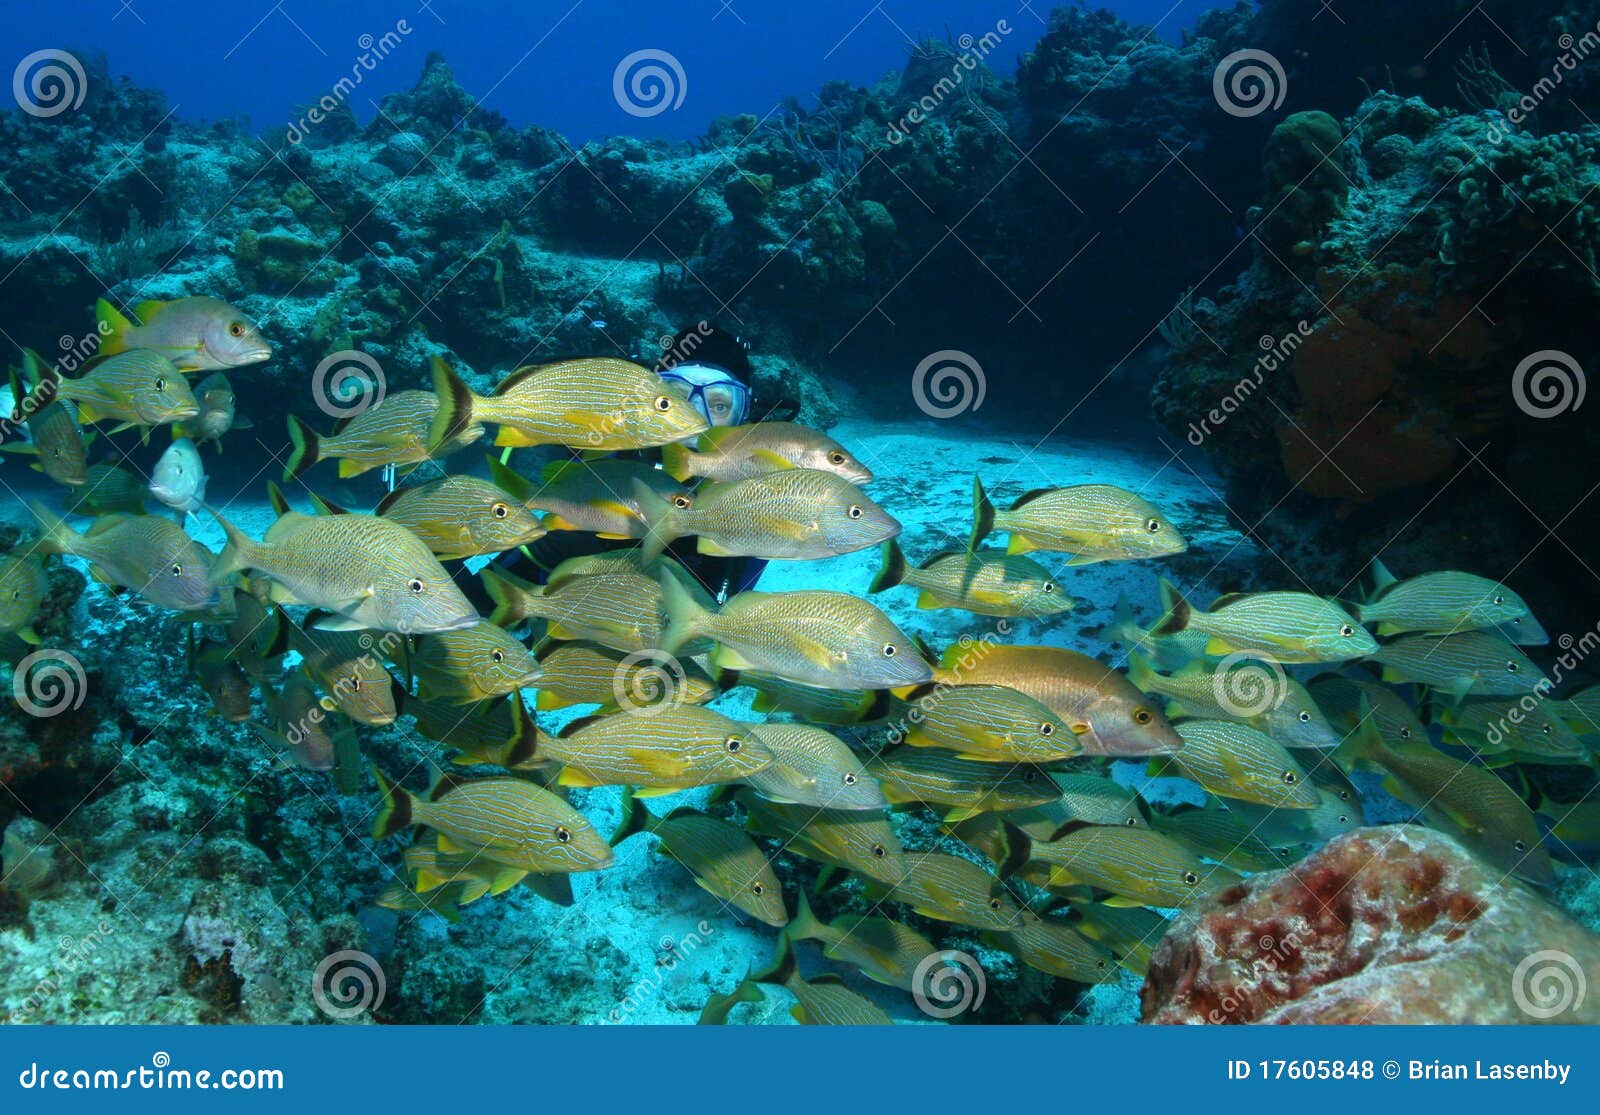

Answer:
[1142,826,1600,1024]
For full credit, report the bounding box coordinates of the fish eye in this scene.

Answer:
[1337,789,1352,801]
[1182,871,1199,886]
[155,377,167,391]
[871,844,886,858]
[1042,581,1056,593]
[492,649,505,664]
[1298,711,1311,722]
[170,563,183,576]
[491,502,509,519]
[555,826,572,844]
[752,882,764,896]
[828,451,845,465]
[843,772,858,786]
[725,735,742,754]
[1492,594,1504,605]
[1399,727,1413,739]
[1125,817,1139,826]
[1132,707,1153,725]
[1282,771,1299,784]
[987,897,1002,911]
[653,395,672,412]
[408,578,425,593]
[349,675,362,691]
[1039,721,1055,736]
[228,321,245,337]
[1541,723,1552,734]
[1095,959,1108,970]
[1514,839,1528,852]
[672,494,692,509]
[847,504,864,519]
[882,643,897,657]
[1506,660,1519,672]
[1337,815,1349,823]
[1145,518,1160,533]
[1339,624,1355,637]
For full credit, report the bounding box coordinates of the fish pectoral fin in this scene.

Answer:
[1064,553,1102,566]
[1101,894,1145,909]
[17,626,41,646]
[557,768,605,788]
[707,644,756,672]
[633,785,678,798]
[1006,535,1039,555]
[696,537,738,557]
[1376,622,1403,637]
[494,427,538,448]
[1204,637,1243,657]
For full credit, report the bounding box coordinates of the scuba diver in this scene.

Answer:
[463,323,791,606]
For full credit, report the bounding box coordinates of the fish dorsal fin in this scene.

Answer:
[132,300,167,324]
[374,488,407,516]
[1368,557,1399,597]
[1208,592,1248,610]
[1009,488,1053,511]
[487,455,535,501]
[308,493,348,515]
[557,713,604,740]
[493,365,543,397]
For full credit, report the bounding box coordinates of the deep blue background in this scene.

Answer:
[17,0,1207,141]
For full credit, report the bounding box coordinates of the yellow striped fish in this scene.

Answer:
[1356,559,1534,637]
[532,639,717,711]
[612,790,787,926]
[866,748,1060,820]
[1551,685,1600,737]
[1016,823,1240,908]
[751,936,893,1025]
[372,768,613,874]
[1436,697,1588,764]
[744,723,886,810]
[895,682,1082,763]
[1367,631,1548,699]
[1126,651,1339,749]
[1150,803,1295,873]
[992,913,1116,984]
[376,474,546,559]
[0,554,47,645]
[209,508,479,634]
[539,705,771,790]
[660,421,874,484]
[483,551,708,653]
[29,502,217,611]
[970,475,1186,563]
[728,669,891,724]
[738,792,907,884]
[1165,720,1320,809]
[411,623,541,704]
[285,618,399,725]
[67,463,147,516]
[1307,674,1426,745]
[488,455,688,540]
[786,890,937,991]
[866,851,1024,931]
[6,351,88,486]
[40,349,198,432]
[1074,902,1169,976]
[867,539,1074,618]
[428,356,708,451]
[1152,579,1377,664]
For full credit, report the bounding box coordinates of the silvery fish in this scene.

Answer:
[174,372,249,447]
[744,722,886,810]
[868,540,1074,618]
[1165,719,1321,810]
[96,295,271,371]
[209,508,479,634]
[1368,631,1547,699]
[1308,674,1426,746]
[149,438,207,517]
[970,475,1186,563]
[634,470,899,563]
[1152,578,1377,664]
[1355,559,1534,637]
[1436,698,1587,764]
[372,769,614,874]
[30,502,217,611]
[429,357,708,451]
[660,421,873,484]
[376,474,546,560]
[1126,651,1339,749]
[930,642,1181,756]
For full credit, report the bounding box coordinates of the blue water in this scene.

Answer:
[24,0,1198,140]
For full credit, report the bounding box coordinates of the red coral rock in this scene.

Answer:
[1141,826,1600,1024]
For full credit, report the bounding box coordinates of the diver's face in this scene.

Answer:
[701,384,740,427]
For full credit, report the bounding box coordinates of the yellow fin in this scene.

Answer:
[558,767,604,788]
[915,591,946,610]
[696,537,737,557]
[494,427,537,448]
[414,867,450,893]
[1376,622,1402,637]
[541,513,581,532]
[749,448,793,471]
[436,833,466,854]
[336,459,364,479]
[1006,535,1038,555]
[1204,638,1238,656]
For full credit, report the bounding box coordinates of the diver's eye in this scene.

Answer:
[408,578,424,593]
[1298,711,1311,722]
[1282,771,1299,784]
[1042,582,1056,593]
[987,897,1002,911]
[1506,660,1519,672]
[871,844,886,858]
[491,502,509,519]
[492,649,505,664]
[843,772,858,786]
[1339,624,1355,637]
[170,564,183,576]
[1132,708,1153,725]
[653,396,672,412]
[725,736,742,754]
[228,321,245,337]
[1145,518,1160,533]
[1039,722,1054,737]
[882,643,897,657]
[752,882,764,896]
[154,377,167,391]
[1182,871,1199,886]
[828,451,845,465]
[1514,839,1528,852]
[555,826,572,844]
[847,504,863,519]
[672,495,692,509]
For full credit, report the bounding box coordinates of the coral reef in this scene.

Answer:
[1142,826,1600,1024]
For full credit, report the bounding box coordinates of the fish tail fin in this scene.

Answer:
[659,441,695,482]
[94,298,133,356]
[996,821,1034,881]
[283,415,320,482]
[1150,577,1191,637]
[751,931,798,988]
[697,968,764,1025]
[481,565,543,627]
[265,480,291,518]
[205,505,259,585]
[1367,556,1398,598]
[1125,649,1157,693]
[370,765,416,841]
[969,474,994,551]
[501,698,541,768]
[1335,695,1387,773]
[26,500,76,556]
[867,538,907,594]
[426,356,476,454]
[788,888,825,942]
[658,566,710,656]
[610,786,655,845]
[632,479,680,565]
